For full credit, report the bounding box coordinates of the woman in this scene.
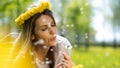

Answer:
[8,1,74,68]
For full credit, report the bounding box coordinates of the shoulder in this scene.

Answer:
[56,35,71,46]
[53,35,72,64]
[55,35,72,56]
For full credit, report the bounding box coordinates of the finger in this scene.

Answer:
[62,59,70,64]
[62,62,69,68]
[54,63,62,68]
[62,52,70,60]
[62,65,66,68]
[62,59,75,68]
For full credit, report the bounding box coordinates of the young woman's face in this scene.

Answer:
[33,15,57,46]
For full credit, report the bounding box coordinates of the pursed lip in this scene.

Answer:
[50,36,56,41]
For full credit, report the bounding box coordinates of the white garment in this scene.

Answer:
[35,35,72,68]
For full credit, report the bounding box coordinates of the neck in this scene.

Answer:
[34,44,50,61]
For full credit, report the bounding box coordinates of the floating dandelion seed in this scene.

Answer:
[45,58,49,60]
[81,11,84,14]
[66,24,70,27]
[85,35,88,39]
[74,44,78,48]
[71,24,74,27]
[85,3,89,6]
[39,39,44,44]
[50,48,54,51]
[45,61,49,64]
[43,45,47,49]
[45,60,52,64]
[34,39,44,45]
[105,52,110,57]
[80,8,83,11]
[85,33,88,39]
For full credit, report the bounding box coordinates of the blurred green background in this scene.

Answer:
[0,0,120,68]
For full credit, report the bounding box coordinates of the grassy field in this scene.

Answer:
[0,38,120,68]
[71,46,120,68]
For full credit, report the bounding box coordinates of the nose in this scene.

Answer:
[49,27,56,35]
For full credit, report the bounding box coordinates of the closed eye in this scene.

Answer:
[51,21,56,27]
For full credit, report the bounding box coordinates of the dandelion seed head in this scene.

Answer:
[65,45,72,49]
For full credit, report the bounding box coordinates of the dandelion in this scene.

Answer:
[73,64,84,68]
[114,61,119,66]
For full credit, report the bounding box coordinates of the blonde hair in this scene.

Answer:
[7,1,56,68]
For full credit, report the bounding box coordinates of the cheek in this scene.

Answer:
[36,31,49,43]
[54,27,57,33]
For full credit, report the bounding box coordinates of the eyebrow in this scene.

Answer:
[39,25,47,28]
[39,20,54,27]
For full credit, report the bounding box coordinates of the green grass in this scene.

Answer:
[71,46,120,68]
[1,39,120,68]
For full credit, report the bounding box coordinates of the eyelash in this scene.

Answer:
[41,28,47,31]
[51,23,56,27]
[41,23,56,31]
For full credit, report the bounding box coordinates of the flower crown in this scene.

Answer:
[15,1,50,27]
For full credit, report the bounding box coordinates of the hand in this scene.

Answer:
[61,52,74,68]
[54,52,74,68]
[54,63,63,68]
